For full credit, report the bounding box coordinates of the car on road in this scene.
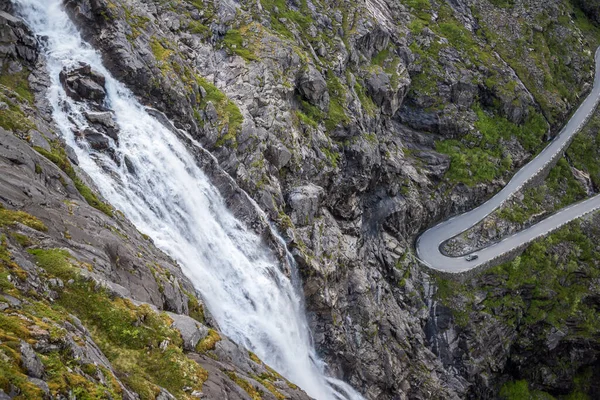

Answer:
[465,254,479,262]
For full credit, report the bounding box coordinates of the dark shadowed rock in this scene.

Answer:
[296,66,329,111]
[84,111,119,141]
[59,63,106,103]
[366,68,410,116]
[78,128,110,151]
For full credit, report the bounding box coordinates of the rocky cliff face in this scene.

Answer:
[3,0,600,399]
[0,7,311,399]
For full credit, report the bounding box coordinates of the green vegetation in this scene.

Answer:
[435,215,600,397]
[196,76,243,147]
[224,371,262,400]
[123,5,150,41]
[354,81,378,116]
[34,143,114,217]
[223,28,259,61]
[499,380,554,399]
[497,159,586,224]
[476,1,600,124]
[0,92,35,132]
[0,69,34,104]
[22,248,208,399]
[260,0,314,39]
[324,70,350,131]
[187,20,210,36]
[567,112,600,188]
[487,0,515,9]
[435,107,547,186]
[0,204,47,232]
[195,328,221,353]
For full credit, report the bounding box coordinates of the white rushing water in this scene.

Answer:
[14,1,363,399]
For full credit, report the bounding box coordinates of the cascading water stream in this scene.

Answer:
[13,1,364,399]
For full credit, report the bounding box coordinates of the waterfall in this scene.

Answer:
[13,1,364,399]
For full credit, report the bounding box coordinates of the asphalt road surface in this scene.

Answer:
[416,48,600,273]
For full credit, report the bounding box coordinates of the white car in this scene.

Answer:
[465,254,479,262]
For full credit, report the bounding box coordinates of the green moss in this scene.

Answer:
[0,69,34,104]
[567,111,600,187]
[321,146,340,168]
[33,143,113,217]
[0,204,47,232]
[195,329,221,353]
[260,0,313,40]
[354,81,377,116]
[186,291,205,323]
[10,232,32,248]
[28,248,74,280]
[436,106,547,186]
[0,93,35,132]
[150,37,172,62]
[371,48,390,66]
[324,71,350,131]
[224,371,262,400]
[188,20,210,36]
[123,6,150,40]
[497,158,586,224]
[499,380,554,399]
[196,76,243,147]
[223,29,259,61]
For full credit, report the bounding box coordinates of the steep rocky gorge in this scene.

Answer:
[3,0,600,399]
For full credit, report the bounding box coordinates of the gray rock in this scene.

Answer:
[366,67,409,116]
[28,130,51,152]
[296,66,330,111]
[20,341,43,379]
[78,128,110,151]
[84,111,119,141]
[266,142,292,169]
[166,312,209,351]
[287,184,324,227]
[156,389,176,400]
[27,377,49,395]
[59,63,106,103]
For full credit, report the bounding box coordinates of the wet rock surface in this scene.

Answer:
[59,63,107,104]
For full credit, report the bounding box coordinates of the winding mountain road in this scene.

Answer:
[416,48,600,273]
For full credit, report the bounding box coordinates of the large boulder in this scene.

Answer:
[296,66,329,111]
[20,341,44,379]
[366,67,410,116]
[77,128,110,151]
[84,111,119,141]
[167,312,209,351]
[287,184,325,227]
[59,63,107,103]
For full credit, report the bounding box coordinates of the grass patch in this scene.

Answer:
[195,328,221,353]
[0,69,34,104]
[33,143,113,217]
[223,28,259,61]
[436,106,547,186]
[0,93,35,132]
[224,371,262,400]
[196,76,243,147]
[324,71,350,131]
[28,248,208,399]
[0,204,47,232]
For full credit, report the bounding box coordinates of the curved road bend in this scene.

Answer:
[416,48,600,273]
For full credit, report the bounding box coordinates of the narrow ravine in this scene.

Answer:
[417,48,600,273]
[13,0,363,398]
